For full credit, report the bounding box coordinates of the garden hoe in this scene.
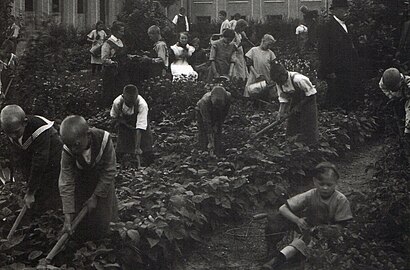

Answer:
[6,204,27,241]
[38,205,88,267]
[253,98,311,138]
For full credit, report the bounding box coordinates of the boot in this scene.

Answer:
[261,252,286,270]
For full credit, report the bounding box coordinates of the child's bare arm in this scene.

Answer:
[279,204,309,231]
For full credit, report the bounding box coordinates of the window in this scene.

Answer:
[25,0,34,12]
[78,0,85,14]
[52,0,60,13]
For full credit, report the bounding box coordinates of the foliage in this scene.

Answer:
[0,0,13,45]
[307,139,409,270]
[0,10,402,269]
[117,0,176,52]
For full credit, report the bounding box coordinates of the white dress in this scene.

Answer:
[87,29,107,64]
[170,44,198,82]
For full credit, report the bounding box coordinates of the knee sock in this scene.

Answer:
[280,245,298,260]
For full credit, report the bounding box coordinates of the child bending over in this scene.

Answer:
[59,115,118,241]
[110,84,154,167]
[262,162,353,269]
[196,86,231,156]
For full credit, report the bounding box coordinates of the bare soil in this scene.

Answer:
[175,141,383,270]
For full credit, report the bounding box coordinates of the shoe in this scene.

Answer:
[261,253,286,270]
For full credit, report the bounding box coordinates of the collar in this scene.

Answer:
[333,15,346,25]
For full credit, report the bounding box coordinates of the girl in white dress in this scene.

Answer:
[87,21,107,74]
[169,32,198,82]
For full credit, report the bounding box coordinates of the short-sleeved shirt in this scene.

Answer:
[277,72,317,103]
[110,95,149,130]
[209,39,236,76]
[153,40,169,68]
[220,19,231,34]
[287,188,353,225]
[245,46,276,83]
[296,25,308,35]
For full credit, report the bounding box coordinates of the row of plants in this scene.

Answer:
[307,137,409,270]
[0,40,382,268]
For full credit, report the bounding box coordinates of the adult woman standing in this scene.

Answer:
[87,21,107,74]
[230,19,248,81]
[101,22,129,107]
[169,32,198,81]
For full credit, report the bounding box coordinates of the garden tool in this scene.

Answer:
[6,204,27,241]
[0,77,13,100]
[254,98,311,138]
[43,205,88,264]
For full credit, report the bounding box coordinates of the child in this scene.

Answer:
[110,84,154,167]
[245,34,277,100]
[271,62,319,145]
[262,162,353,269]
[169,32,198,82]
[208,29,236,81]
[196,86,232,156]
[101,21,129,106]
[0,105,62,212]
[59,115,118,241]
[218,10,231,34]
[87,21,107,74]
[147,25,169,78]
[190,38,208,81]
[295,23,308,54]
[230,19,249,81]
[0,39,18,97]
[379,68,410,136]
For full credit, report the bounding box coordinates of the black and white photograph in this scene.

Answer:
[0,0,409,269]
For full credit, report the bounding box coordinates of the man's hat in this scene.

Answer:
[330,0,349,9]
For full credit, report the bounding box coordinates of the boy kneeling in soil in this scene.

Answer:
[59,115,118,241]
[262,162,353,270]
[110,84,154,167]
[0,105,62,212]
[196,86,231,156]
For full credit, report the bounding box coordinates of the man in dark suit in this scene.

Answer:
[318,0,359,110]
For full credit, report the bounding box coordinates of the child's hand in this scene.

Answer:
[84,195,98,211]
[296,217,309,231]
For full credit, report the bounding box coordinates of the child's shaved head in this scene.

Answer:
[123,84,138,96]
[0,105,27,138]
[382,68,401,91]
[0,105,26,127]
[60,116,89,141]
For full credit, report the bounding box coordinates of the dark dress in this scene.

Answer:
[9,115,62,212]
[102,39,130,107]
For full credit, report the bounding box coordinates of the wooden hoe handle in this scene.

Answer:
[7,204,27,240]
[45,206,88,262]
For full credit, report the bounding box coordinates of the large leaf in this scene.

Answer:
[28,250,43,261]
[127,229,141,243]
[147,237,160,248]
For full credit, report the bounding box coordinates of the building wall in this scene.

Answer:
[171,0,328,23]
[11,0,124,31]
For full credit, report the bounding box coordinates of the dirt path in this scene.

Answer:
[175,141,383,270]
